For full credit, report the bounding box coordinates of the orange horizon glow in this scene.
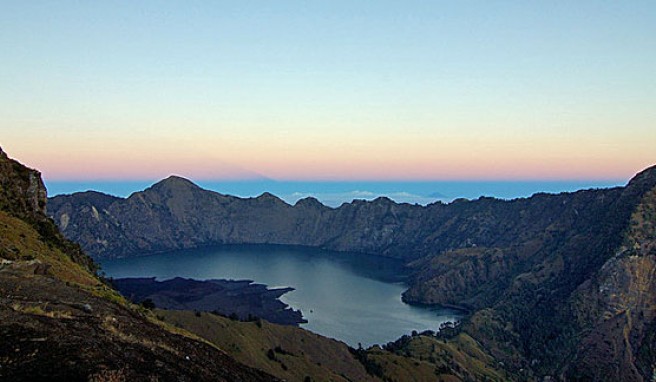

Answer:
[5,139,650,183]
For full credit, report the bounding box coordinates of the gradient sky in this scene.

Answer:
[1,1,654,181]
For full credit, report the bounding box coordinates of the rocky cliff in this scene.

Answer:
[48,173,637,266]
[49,177,430,259]
[564,177,656,381]
[49,164,656,380]
[404,166,656,381]
[0,147,48,223]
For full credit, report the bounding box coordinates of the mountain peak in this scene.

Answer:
[255,192,286,204]
[294,196,327,209]
[150,175,201,192]
[625,164,656,195]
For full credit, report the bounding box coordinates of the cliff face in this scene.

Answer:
[0,147,96,273]
[49,164,656,380]
[564,181,656,381]
[0,147,48,222]
[439,168,656,381]
[49,177,429,259]
[49,175,630,265]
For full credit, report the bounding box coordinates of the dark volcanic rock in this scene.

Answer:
[112,277,306,325]
[48,175,429,259]
[0,147,48,223]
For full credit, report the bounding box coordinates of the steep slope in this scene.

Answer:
[406,166,656,380]
[0,148,276,381]
[156,310,507,382]
[156,310,376,382]
[563,178,656,381]
[49,177,427,259]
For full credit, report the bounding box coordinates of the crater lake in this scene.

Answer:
[100,245,461,347]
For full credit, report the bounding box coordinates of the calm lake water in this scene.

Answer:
[100,245,461,347]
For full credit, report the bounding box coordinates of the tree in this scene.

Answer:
[141,298,155,310]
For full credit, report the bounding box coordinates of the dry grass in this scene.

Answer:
[0,211,101,288]
[156,309,374,382]
[100,315,179,356]
[88,368,128,382]
[11,302,74,319]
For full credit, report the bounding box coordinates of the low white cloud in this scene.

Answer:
[283,191,447,208]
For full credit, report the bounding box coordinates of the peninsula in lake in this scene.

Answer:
[112,277,307,325]
[112,277,305,326]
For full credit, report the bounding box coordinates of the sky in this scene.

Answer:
[1,1,654,182]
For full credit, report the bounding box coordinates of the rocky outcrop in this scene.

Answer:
[0,147,48,222]
[563,185,656,381]
[0,147,96,272]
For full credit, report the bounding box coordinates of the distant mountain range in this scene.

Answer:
[48,163,656,380]
[46,178,624,208]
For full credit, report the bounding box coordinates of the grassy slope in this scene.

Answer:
[0,211,114,295]
[157,309,377,382]
[366,333,507,382]
[158,309,509,382]
[0,209,280,381]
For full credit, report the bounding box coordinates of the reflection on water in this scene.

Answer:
[101,245,461,347]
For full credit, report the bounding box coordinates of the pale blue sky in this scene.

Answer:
[1,1,655,180]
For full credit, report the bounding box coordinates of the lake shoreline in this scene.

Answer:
[101,245,462,347]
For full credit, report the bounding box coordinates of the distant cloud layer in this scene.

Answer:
[283,191,444,208]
